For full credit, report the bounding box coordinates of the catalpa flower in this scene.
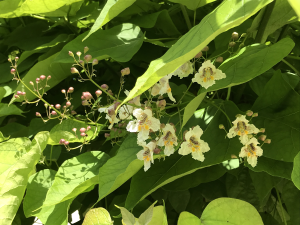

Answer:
[179,125,210,161]
[137,141,156,171]
[126,108,160,141]
[119,90,141,120]
[158,124,178,156]
[151,74,176,102]
[172,61,193,79]
[98,104,120,129]
[227,115,260,144]
[192,60,226,89]
[239,137,263,167]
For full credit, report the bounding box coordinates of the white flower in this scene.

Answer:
[239,137,263,167]
[98,104,120,129]
[178,125,210,161]
[157,124,178,156]
[172,61,193,79]
[136,141,156,171]
[192,60,226,89]
[126,108,160,141]
[151,74,176,102]
[119,90,142,120]
[227,115,260,144]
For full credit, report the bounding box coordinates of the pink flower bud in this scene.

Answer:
[68,51,74,57]
[71,110,77,115]
[101,84,108,90]
[47,75,51,80]
[229,42,236,47]
[61,89,66,94]
[108,109,115,117]
[157,99,166,110]
[71,67,79,74]
[260,128,265,133]
[194,51,202,58]
[160,123,166,129]
[121,67,130,76]
[36,78,40,83]
[64,141,69,145]
[66,101,71,107]
[17,91,22,95]
[258,135,267,141]
[14,94,19,98]
[219,124,224,129]
[246,110,253,117]
[51,111,57,116]
[72,128,77,132]
[87,126,91,131]
[55,104,61,109]
[50,104,54,108]
[76,51,81,57]
[40,75,46,80]
[264,139,271,144]
[68,87,74,93]
[253,113,258,117]
[79,60,84,66]
[114,101,121,110]
[153,147,161,154]
[10,68,16,74]
[202,46,209,52]
[21,92,26,95]
[95,90,102,97]
[104,133,110,138]
[63,106,66,109]
[36,112,41,117]
[59,139,65,144]
[84,46,89,54]
[29,81,34,85]
[15,57,19,61]
[80,132,86,137]
[215,57,223,63]
[92,59,98,65]
[82,100,89,106]
[82,92,92,100]
[84,55,92,62]
[107,90,113,96]
[80,128,86,133]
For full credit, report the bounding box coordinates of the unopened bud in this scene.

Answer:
[92,59,98,65]
[87,126,91,131]
[107,90,113,96]
[232,32,239,40]
[82,100,89,106]
[8,58,11,62]
[246,110,253,116]
[160,123,166,129]
[215,57,223,63]
[80,132,86,137]
[114,101,121,110]
[202,46,209,51]
[108,109,115,117]
[10,68,16,74]
[104,133,110,138]
[219,124,225,129]
[21,92,26,95]
[36,78,40,83]
[72,128,77,132]
[17,91,22,95]
[59,139,65,144]
[101,84,108,90]
[258,135,267,141]
[66,101,71,107]
[80,128,86,133]
[239,43,245,48]
[15,57,19,61]
[95,90,102,97]
[71,110,77,115]
[264,139,271,144]
[36,112,41,117]
[82,92,92,100]
[121,67,130,76]
[79,60,84,66]
[68,51,74,57]
[157,99,166,110]
[61,89,66,94]
[29,81,34,85]
[51,111,57,116]
[84,55,92,62]
[68,87,74,93]
[14,94,19,98]
[153,147,161,154]
[253,113,258,117]
[76,51,81,57]
[40,75,46,80]
[260,128,265,133]
[47,75,51,80]
[194,51,202,58]
[64,141,69,145]
[229,42,236,47]
[71,67,79,74]
[84,46,89,54]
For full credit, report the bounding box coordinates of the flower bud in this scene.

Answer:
[80,128,86,133]
[194,51,202,58]
[92,59,98,65]
[66,101,71,107]
[107,90,113,96]
[47,75,51,80]
[114,101,121,110]
[160,123,165,129]
[219,124,225,129]
[101,84,108,90]
[202,46,209,51]
[82,100,89,106]
[78,60,84,66]
[264,139,271,144]
[72,128,77,132]
[82,92,93,100]
[121,67,130,76]
[84,55,92,62]
[253,113,258,117]
[21,92,26,95]
[40,75,46,80]
[51,111,57,116]
[239,43,245,48]
[87,126,91,131]
[153,147,161,154]
[71,110,77,115]
[157,99,166,110]
[17,91,22,95]
[215,57,223,63]
[10,68,16,74]
[64,141,69,145]
[36,78,40,83]
[258,135,267,141]
[104,133,110,138]
[229,42,236,47]
[36,112,41,117]
[84,46,89,54]
[80,132,86,137]
[108,109,115,117]
[76,51,81,57]
[14,94,19,98]
[63,105,66,109]
[68,51,74,57]
[59,139,65,144]
[260,128,265,133]
[61,89,66,94]
[68,87,74,93]
[95,90,102,97]
[71,67,79,74]
[246,110,253,116]
[29,81,34,85]
[15,57,19,61]
[8,58,11,62]
[232,32,239,40]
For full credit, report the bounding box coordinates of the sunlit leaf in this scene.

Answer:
[168,0,217,10]
[82,208,113,225]
[292,151,300,190]
[287,0,300,20]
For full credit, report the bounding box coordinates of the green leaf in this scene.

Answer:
[23,169,73,225]
[199,198,263,225]
[125,101,242,210]
[0,131,9,143]
[178,212,201,225]
[282,180,300,225]
[0,63,13,84]
[168,0,217,10]
[138,202,156,225]
[120,0,274,107]
[54,23,143,65]
[82,208,113,225]
[83,0,136,41]
[182,92,206,128]
[0,103,24,117]
[252,70,300,162]
[148,206,168,225]
[292,151,300,190]
[98,134,143,201]
[168,190,190,214]
[117,205,136,225]
[48,119,102,145]
[287,0,300,20]
[40,151,109,208]
[0,132,49,225]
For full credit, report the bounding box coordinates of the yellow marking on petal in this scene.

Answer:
[144,125,149,130]
[138,125,142,131]
[245,130,248,134]
[164,141,168,146]
[167,88,171,93]
[247,152,251,157]
[210,76,214,80]
[170,141,173,146]
[203,77,207,82]
[144,155,150,161]
[237,131,241,136]
[192,147,196,152]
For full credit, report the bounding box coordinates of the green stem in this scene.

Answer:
[286,55,300,60]
[49,145,53,167]
[204,99,232,126]
[282,58,300,76]
[178,81,193,104]
[180,4,192,30]
[193,10,196,27]
[165,101,189,110]
[226,87,231,101]
[276,188,287,225]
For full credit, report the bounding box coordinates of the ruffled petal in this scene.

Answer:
[247,155,258,167]
[191,151,205,162]
[164,145,174,156]
[150,117,161,131]
[126,120,138,132]
[178,142,191,155]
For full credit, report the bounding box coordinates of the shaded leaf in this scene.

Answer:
[168,0,217,10]
[282,180,300,225]
[0,103,24,117]
[168,191,190,214]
